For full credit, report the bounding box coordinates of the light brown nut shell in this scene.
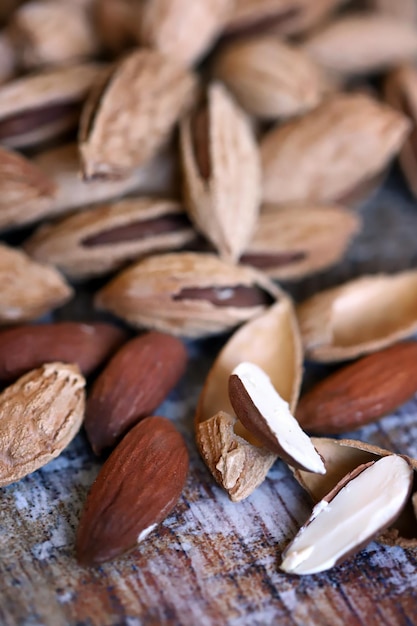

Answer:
[213,35,326,120]
[138,0,233,67]
[181,82,261,262]
[223,0,347,38]
[24,198,195,281]
[385,64,417,200]
[1,142,180,232]
[79,49,197,179]
[296,270,417,362]
[0,32,16,85]
[367,0,417,23]
[302,13,417,77]
[261,93,410,206]
[0,62,104,149]
[0,363,85,487]
[9,1,99,70]
[293,438,417,548]
[240,204,361,280]
[95,252,281,338]
[196,298,303,500]
[0,243,72,324]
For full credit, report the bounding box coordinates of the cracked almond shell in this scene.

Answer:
[79,49,197,178]
[95,252,280,338]
[282,455,413,574]
[297,270,417,362]
[24,198,195,281]
[293,438,417,549]
[0,243,73,324]
[0,362,85,486]
[261,93,410,205]
[196,297,303,500]
[240,204,360,280]
[181,82,261,262]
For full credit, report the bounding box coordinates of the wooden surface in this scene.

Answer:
[3,174,417,625]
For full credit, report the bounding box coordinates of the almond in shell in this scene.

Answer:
[181,82,261,262]
[95,252,280,338]
[79,49,197,179]
[24,198,195,281]
[0,243,72,323]
[261,93,410,206]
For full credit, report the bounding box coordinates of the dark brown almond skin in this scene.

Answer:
[296,341,417,434]
[76,416,189,566]
[85,331,188,455]
[0,322,127,382]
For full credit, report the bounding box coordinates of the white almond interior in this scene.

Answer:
[280,455,412,575]
[232,361,325,474]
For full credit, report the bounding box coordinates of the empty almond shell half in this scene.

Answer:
[297,270,417,362]
[293,437,417,548]
[196,297,303,501]
[95,252,280,338]
[229,361,325,473]
[281,455,413,575]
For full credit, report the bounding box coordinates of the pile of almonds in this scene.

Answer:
[1,0,417,575]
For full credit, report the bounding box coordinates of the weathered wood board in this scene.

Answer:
[2,176,417,626]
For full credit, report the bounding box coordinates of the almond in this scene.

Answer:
[85,331,188,454]
[296,342,417,434]
[0,322,126,383]
[76,416,189,566]
[281,455,413,575]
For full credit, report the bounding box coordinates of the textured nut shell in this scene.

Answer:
[181,82,261,262]
[296,342,417,434]
[297,270,417,362]
[138,0,233,66]
[80,49,197,178]
[24,198,195,280]
[0,363,85,487]
[261,93,410,205]
[0,62,103,149]
[0,322,126,382]
[293,438,417,549]
[76,416,189,565]
[302,13,417,77]
[197,411,276,501]
[385,64,417,200]
[95,252,280,338]
[224,0,346,37]
[21,143,180,229]
[0,243,72,323]
[213,36,326,120]
[85,332,188,454]
[0,146,56,231]
[195,298,302,500]
[9,1,99,69]
[241,204,360,280]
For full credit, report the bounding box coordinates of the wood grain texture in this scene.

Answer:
[3,173,417,625]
